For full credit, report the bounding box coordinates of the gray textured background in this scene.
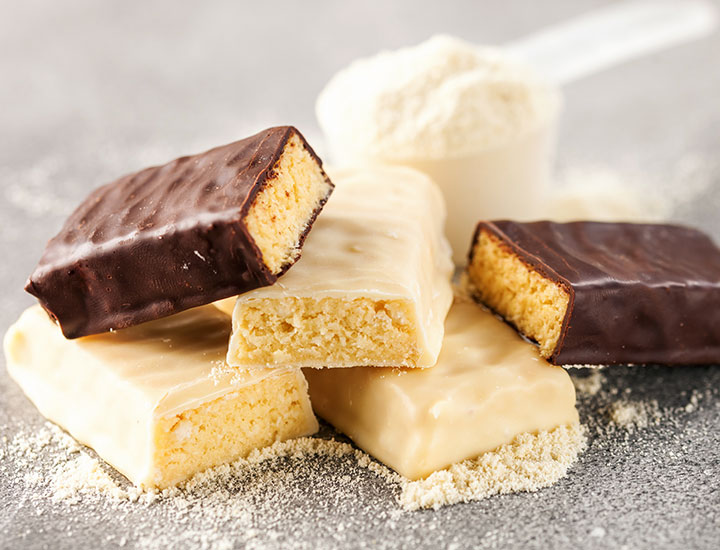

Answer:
[1,1,719,549]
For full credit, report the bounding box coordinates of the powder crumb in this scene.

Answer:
[571,370,606,397]
[399,423,586,510]
[209,360,250,386]
[9,421,80,467]
[683,389,706,414]
[52,454,119,503]
[606,400,661,431]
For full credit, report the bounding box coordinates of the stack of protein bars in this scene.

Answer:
[6,123,720,491]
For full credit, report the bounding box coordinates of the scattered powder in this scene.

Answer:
[209,360,255,386]
[0,136,212,222]
[8,420,80,467]
[569,366,717,445]
[52,454,147,505]
[2,367,716,548]
[662,152,717,206]
[545,165,671,223]
[546,155,716,225]
[606,400,662,431]
[683,388,707,414]
[1,155,77,218]
[5,420,585,517]
[571,369,606,397]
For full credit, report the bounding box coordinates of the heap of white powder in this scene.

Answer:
[316,35,560,161]
[5,422,585,514]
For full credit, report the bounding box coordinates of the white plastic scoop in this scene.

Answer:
[317,1,718,264]
[507,0,717,85]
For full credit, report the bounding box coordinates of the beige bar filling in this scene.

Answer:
[246,131,333,275]
[467,229,570,359]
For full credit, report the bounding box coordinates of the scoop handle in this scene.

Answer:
[506,0,718,85]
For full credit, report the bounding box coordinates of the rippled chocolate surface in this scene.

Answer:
[473,221,720,365]
[25,126,329,338]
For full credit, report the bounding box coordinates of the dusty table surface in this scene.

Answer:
[1,1,719,549]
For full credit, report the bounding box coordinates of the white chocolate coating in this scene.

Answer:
[226,165,454,369]
[304,298,578,480]
[4,305,317,487]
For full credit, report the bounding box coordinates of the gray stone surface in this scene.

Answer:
[0,1,718,548]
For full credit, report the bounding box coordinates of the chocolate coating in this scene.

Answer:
[25,126,333,339]
[471,221,720,366]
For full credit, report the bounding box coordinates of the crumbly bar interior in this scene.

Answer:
[246,133,332,274]
[152,371,314,488]
[229,297,420,368]
[467,229,570,358]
